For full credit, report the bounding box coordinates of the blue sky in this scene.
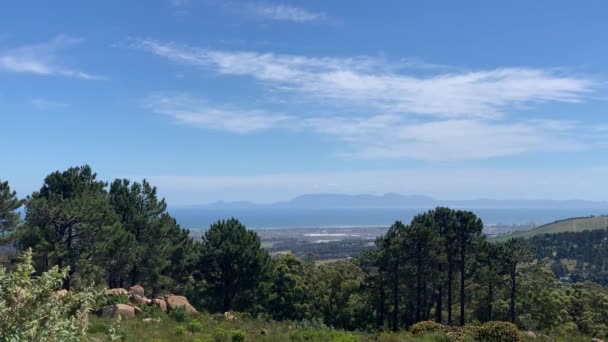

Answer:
[2,1,608,204]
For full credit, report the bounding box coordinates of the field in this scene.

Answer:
[491,215,608,242]
[87,312,451,342]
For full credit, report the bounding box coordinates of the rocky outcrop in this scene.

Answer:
[151,298,168,312]
[105,288,128,296]
[129,284,145,297]
[130,294,151,305]
[224,311,236,321]
[98,304,142,318]
[166,295,198,315]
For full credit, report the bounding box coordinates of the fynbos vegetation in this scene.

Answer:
[2,166,608,341]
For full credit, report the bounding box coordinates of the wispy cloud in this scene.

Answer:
[135,39,593,119]
[134,39,600,160]
[307,116,586,160]
[252,4,326,22]
[0,35,102,80]
[145,93,291,133]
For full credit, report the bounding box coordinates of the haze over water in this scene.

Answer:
[170,207,606,230]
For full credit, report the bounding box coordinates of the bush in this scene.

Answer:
[104,293,129,306]
[169,306,191,322]
[213,328,246,342]
[288,330,358,342]
[410,320,447,335]
[477,321,522,342]
[187,320,204,333]
[446,326,479,342]
[0,249,98,341]
[231,330,246,342]
[175,325,186,336]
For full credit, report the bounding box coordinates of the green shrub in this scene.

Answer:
[175,325,186,336]
[0,249,98,341]
[187,320,204,333]
[105,293,129,306]
[477,321,522,342]
[410,320,447,335]
[446,327,477,342]
[231,330,246,342]
[169,306,191,322]
[139,303,165,318]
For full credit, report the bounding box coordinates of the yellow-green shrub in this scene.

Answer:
[410,320,447,335]
[477,321,522,342]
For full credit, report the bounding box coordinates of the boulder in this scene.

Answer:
[261,328,268,335]
[166,295,198,315]
[105,288,128,296]
[143,318,161,323]
[151,298,168,312]
[98,304,142,318]
[525,331,536,339]
[224,311,236,321]
[130,294,151,305]
[129,284,145,297]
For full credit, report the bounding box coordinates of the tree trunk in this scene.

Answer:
[379,277,386,328]
[460,241,466,326]
[435,280,443,323]
[510,269,516,323]
[447,245,453,326]
[416,255,422,322]
[488,282,493,321]
[392,260,400,331]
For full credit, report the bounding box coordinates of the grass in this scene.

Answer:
[87,309,592,341]
[491,215,608,242]
[87,312,459,342]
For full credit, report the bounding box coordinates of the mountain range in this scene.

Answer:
[198,193,608,210]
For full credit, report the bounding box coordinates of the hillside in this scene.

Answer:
[492,215,608,241]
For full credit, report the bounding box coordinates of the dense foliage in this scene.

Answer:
[0,249,98,341]
[529,227,608,285]
[2,165,608,340]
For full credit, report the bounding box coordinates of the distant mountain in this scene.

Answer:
[193,193,608,210]
[274,193,436,208]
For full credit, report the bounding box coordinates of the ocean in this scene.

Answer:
[168,207,607,230]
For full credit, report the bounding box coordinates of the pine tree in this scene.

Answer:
[0,180,23,243]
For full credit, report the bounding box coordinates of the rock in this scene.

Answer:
[129,284,145,297]
[143,318,161,323]
[166,295,198,315]
[105,288,128,296]
[117,303,142,317]
[591,339,605,342]
[525,331,536,339]
[261,328,268,335]
[224,311,236,321]
[130,294,151,305]
[151,298,168,312]
[98,304,142,318]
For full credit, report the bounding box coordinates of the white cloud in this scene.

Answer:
[135,39,594,119]
[307,116,586,160]
[0,35,102,80]
[134,39,602,160]
[145,93,291,133]
[252,4,326,22]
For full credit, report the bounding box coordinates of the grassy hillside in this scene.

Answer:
[492,215,608,242]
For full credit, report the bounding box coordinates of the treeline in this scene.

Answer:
[3,165,608,336]
[530,228,608,285]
